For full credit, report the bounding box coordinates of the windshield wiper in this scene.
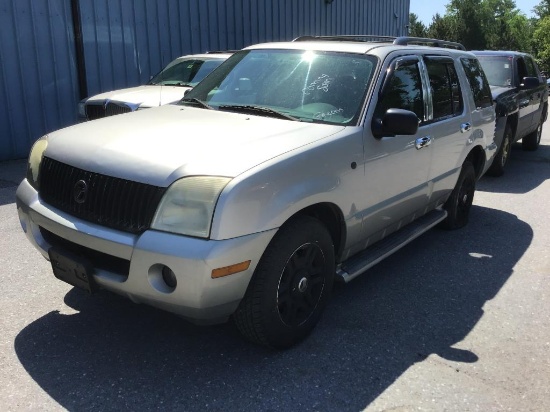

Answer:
[218,105,299,121]
[162,82,193,87]
[181,98,214,110]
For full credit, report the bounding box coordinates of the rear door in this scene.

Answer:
[460,56,497,169]
[524,55,546,130]
[422,55,476,201]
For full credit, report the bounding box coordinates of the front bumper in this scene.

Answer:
[16,179,277,324]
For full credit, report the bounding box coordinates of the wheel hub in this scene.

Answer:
[276,242,327,327]
[297,277,308,293]
[292,268,310,293]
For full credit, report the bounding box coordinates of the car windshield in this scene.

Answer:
[476,56,514,87]
[149,58,226,86]
[179,49,377,125]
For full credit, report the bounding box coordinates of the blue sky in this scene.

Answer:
[410,0,540,25]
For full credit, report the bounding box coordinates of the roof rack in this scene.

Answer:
[206,50,239,54]
[292,35,466,51]
[293,35,396,43]
[394,36,465,50]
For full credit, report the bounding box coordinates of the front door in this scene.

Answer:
[516,56,537,137]
[360,55,433,241]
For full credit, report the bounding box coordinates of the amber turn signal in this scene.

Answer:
[211,260,251,279]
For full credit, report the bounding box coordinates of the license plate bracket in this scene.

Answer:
[48,247,97,293]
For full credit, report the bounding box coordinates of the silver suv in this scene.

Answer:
[17,36,496,348]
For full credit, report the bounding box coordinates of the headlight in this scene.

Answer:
[77,101,86,118]
[151,176,231,238]
[26,137,48,190]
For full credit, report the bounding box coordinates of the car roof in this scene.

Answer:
[244,36,474,58]
[471,50,532,58]
[174,52,233,60]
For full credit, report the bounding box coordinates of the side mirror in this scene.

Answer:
[372,108,419,138]
[520,77,540,89]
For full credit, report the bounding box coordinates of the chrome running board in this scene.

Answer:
[336,209,448,283]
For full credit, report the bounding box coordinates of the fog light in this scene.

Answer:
[162,266,177,288]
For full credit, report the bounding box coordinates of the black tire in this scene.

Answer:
[233,216,335,349]
[486,123,512,177]
[522,116,543,151]
[441,161,476,230]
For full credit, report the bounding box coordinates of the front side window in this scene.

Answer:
[461,58,493,109]
[181,49,377,125]
[374,59,424,121]
[425,58,463,121]
[524,56,538,77]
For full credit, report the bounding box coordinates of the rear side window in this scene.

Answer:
[461,58,493,109]
[425,58,464,121]
[375,60,424,121]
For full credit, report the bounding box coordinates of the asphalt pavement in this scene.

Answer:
[1,126,549,411]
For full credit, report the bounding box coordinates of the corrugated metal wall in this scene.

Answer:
[81,0,410,96]
[0,0,410,161]
[0,0,79,161]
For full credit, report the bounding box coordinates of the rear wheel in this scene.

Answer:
[486,123,512,177]
[233,216,335,349]
[522,116,543,151]
[442,161,476,230]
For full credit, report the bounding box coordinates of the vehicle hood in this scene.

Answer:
[489,85,514,100]
[45,105,346,187]
[85,85,188,108]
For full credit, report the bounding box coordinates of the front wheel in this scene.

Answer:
[486,123,512,177]
[441,161,476,230]
[233,216,335,349]
[522,116,544,151]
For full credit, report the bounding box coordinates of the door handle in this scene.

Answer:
[415,136,432,150]
[460,123,472,133]
[519,99,529,108]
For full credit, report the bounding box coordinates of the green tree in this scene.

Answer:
[482,0,531,51]
[427,13,458,42]
[421,0,539,62]
[532,15,550,71]
[533,0,550,18]
[506,13,533,52]
[445,0,488,49]
[408,13,428,37]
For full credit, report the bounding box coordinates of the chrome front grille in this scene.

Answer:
[106,102,132,117]
[85,101,132,120]
[39,157,166,234]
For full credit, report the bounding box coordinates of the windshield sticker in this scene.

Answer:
[314,107,344,119]
[303,74,332,94]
